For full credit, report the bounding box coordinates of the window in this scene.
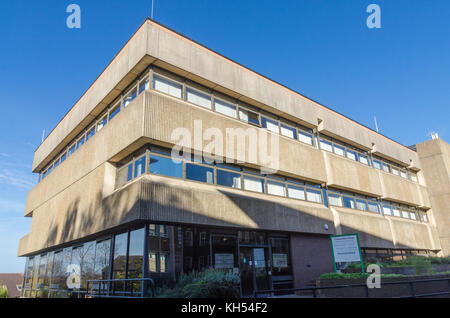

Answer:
[184,231,193,247]
[153,75,182,98]
[320,139,333,152]
[68,144,76,156]
[53,159,60,169]
[306,188,322,203]
[359,154,369,165]
[261,117,279,134]
[410,173,418,182]
[328,192,342,206]
[139,77,150,94]
[298,130,314,145]
[410,212,417,220]
[76,137,85,150]
[392,207,400,217]
[368,201,379,213]
[186,163,214,184]
[217,169,241,189]
[93,239,111,281]
[400,170,408,179]
[373,160,382,170]
[97,116,107,132]
[383,205,392,216]
[401,210,410,218]
[422,213,428,222]
[149,155,183,179]
[239,108,259,125]
[334,144,345,156]
[346,149,357,161]
[128,228,145,280]
[60,153,67,163]
[267,180,286,197]
[127,163,133,182]
[356,199,368,211]
[186,87,211,109]
[199,232,207,246]
[123,87,137,107]
[109,103,121,120]
[243,175,264,193]
[280,124,297,139]
[214,99,236,118]
[86,127,95,141]
[343,196,355,209]
[112,232,128,283]
[391,167,399,176]
[382,163,389,172]
[134,156,146,178]
[287,184,306,201]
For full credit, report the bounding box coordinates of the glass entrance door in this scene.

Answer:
[239,247,271,297]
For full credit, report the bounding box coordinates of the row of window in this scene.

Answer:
[117,146,428,223]
[381,200,428,222]
[327,189,380,213]
[38,65,418,186]
[37,70,151,182]
[372,156,418,182]
[319,135,418,182]
[116,147,324,204]
[326,188,428,222]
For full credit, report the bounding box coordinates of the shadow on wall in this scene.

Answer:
[33,177,430,288]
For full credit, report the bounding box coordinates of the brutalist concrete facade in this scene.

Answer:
[18,19,449,297]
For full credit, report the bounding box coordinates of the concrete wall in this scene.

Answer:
[417,139,450,256]
[32,19,421,174]
[20,20,441,260]
[20,90,441,256]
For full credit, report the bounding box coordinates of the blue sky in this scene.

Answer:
[0,0,448,273]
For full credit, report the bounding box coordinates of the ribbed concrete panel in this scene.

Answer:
[324,152,383,197]
[25,94,145,216]
[144,91,328,184]
[138,175,335,235]
[335,207,395,249]
[390,218,435,250]
[380,171,423,206]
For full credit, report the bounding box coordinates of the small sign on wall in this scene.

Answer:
[214,253,234,269]
[272,253,288,268]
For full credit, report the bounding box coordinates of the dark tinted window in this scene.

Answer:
[186,163,214,184]
[149,155,183,179]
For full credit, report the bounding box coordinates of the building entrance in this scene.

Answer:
[239,246,271,297]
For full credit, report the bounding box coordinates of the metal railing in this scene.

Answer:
[254,277,450,298]
[86,278,155,298]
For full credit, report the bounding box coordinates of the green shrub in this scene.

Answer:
[0,286,9,298]
[156,268,240,298]
[319,273,405,280]
[408,256,432,275]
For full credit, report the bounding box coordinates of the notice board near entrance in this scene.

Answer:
[330,234,364,273]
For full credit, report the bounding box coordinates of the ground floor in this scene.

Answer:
[20,221,434,298]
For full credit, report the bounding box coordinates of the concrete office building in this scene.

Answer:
[18,19,449,298]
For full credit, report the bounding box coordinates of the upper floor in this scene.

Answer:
[32,19,422,177]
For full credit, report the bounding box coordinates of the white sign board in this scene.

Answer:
[253,248,266,268]
[215,253,234,269]
[331,235,361,263]
[272,253,288,268]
